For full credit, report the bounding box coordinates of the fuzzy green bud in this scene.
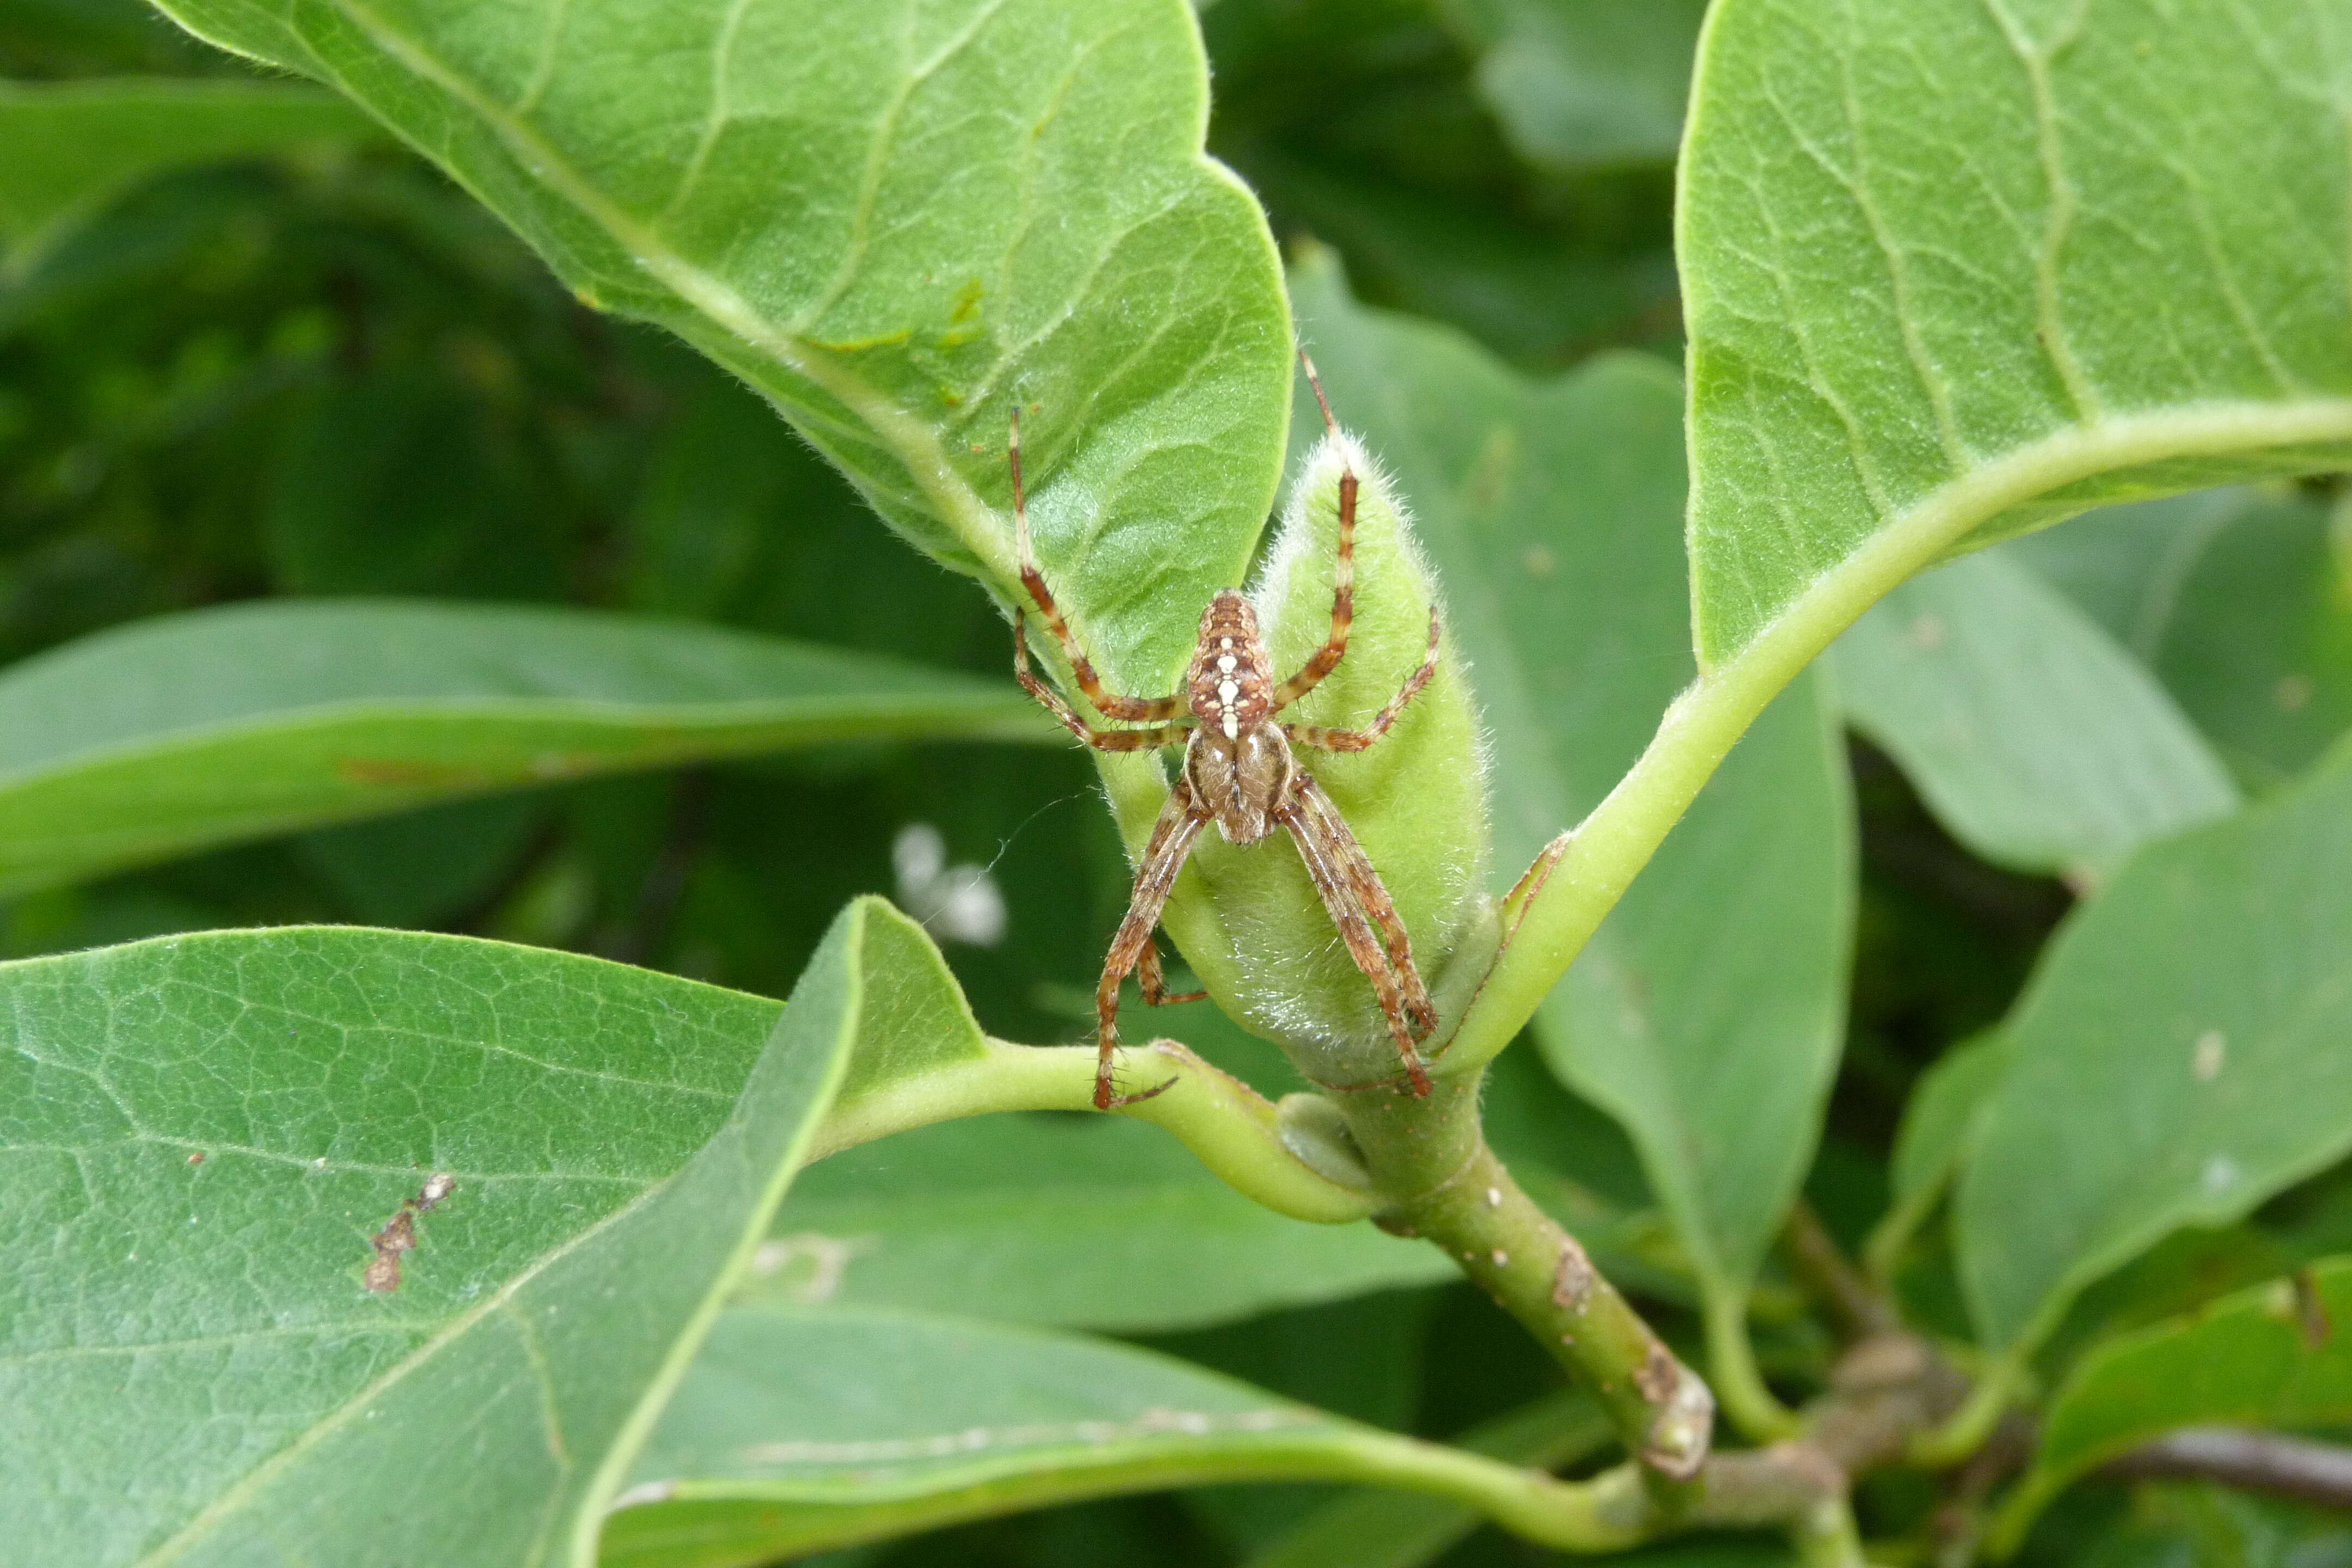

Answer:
[1165,432,1497,1091]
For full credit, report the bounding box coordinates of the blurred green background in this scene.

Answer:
[6,1,2347,1563]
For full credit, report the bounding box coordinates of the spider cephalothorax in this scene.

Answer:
[1008,359,1442,1110]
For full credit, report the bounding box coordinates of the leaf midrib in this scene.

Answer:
[0,687,1052,798]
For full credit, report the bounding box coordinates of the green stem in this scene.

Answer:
[1331,1074,1716,1483]
[1246,1394,1616,1568]
[1910,1355,2023,1468]
[1787,1497,1870,1568]
[1863,1175,1946,1288]
[807,1037,1380,1224]
[1704,1289,1798,1441]
[1447,400,2352,1077]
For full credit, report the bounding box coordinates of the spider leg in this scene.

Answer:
[1009,412,1183,724]
[1285,606,1441,752]
[1137,942,1209,1007]
[1269,415,1357,711]
[1095,778,1212,1109]
[1014,610,1192,751]
[1275,782,1434,1097]
[1289,774,1439,1038]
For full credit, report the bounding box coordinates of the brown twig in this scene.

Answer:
[2103,1427,2352,1510]
[1783,1198,1900,1341]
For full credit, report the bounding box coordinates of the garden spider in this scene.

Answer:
[1009,359,1443,1110]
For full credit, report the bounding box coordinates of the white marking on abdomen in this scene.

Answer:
[1221,712,1238,739]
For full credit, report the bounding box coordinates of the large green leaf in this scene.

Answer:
[1287,260,1853,1312]
[1956,736,2352,1353]
[1833,550,2238,880]
[0,906,877,1566]
[1548,677,1852,1312]
[2000,489,2253,657]
[2005,486,2352,793]
[1466,0,2352,1131]
[0,77,381,268]
[601,1303,1585,1568]
[147,0,1291,691]
[0,599,1052,896]
[1681,0,2352,672]
[2152,491,2352,792]
[763,1115,1449,1333]
[1996,1257,2352,1544]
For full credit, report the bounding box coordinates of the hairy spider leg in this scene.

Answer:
[1094,777,1214,1108]
[1137,942,1208,1007]
[1011,610,1191,750]
[1274,777,1434,1095]
[1009,409,1184,725]
[1290,774,1438,1037]
[1285,605,1442,752]
[1269,367,1358,712]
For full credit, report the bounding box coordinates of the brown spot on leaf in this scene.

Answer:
[336,758,497,788]
[364,1173,455,1295]
[186,1152,205,1166]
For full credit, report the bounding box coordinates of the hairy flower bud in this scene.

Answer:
[1171,432,1496,1091]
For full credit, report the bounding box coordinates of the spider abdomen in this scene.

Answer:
[1185,722,1293,844]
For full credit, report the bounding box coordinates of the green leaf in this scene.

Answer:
[148,0,1292,691]
[2153,491,2352,792]
[1997,1258,2352,1546]
[1440,0,1706,168]
[1243,1394,1610,1568]
[1285,259,1853,1312]
[600,1303,1572,1567]
[1548,678,1853,1309]
[1153,1287,1438,1550]
[0,599,1052,895]
[1865,1030,2007,1281]
[0,905,880,1566]
[1889,1033,2008,1210]
[1955,736,2352,1353]
[797,894,1389,1230]
[1833,550,2238,880]
[1457,0,2352,1143]
[0,77,380,268]
[2067,1484,2352,1568]
[1681,0,2352,672]
[2001,489,2252,656]
[762,1116,1450,1333]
